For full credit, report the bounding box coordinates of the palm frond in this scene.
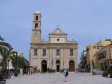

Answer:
[0,42,12,49]
[0,36,4,41]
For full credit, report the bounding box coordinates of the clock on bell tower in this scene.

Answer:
[31,11,41,43]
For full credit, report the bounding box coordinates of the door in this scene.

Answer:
[69,60,75,72]
[57,65,60,72]
[41,60,47,72]
[56,60,60,72]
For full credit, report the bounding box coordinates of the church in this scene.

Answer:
[29,11,78,72]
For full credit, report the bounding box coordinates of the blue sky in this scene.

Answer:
[0,0,112,62]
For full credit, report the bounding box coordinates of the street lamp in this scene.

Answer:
[7,58,10,75]
[0,66,2,72]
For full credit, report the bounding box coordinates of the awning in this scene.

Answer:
[7,66,15,69]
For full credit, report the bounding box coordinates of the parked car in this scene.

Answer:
[0,78,6,84]
[92,69,103,75]
[0,74,6,84]
[108,65,112,78]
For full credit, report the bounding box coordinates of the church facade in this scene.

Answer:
[29,11,78,72]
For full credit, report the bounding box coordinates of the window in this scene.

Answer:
[35,23,38,29]
[34,49,37,56]
[57,39,59,41]
[70,49,73,56]
[98,51,106,60]
[36,16,38,20]
[43,49,46,56]
[56,49,60,55]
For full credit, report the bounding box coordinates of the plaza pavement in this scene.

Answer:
[6,72,112,84]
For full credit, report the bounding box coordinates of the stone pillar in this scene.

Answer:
[38,49,42,72]
[64,48,69,69]
[20,69,23,76]
[45,48,49,69]
[49,48,53,69]
[53,48,56,69]
[75,48,78,71]
[61,48,64,70]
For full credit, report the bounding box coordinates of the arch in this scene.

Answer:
[41,60,47,72]
[56,60,60,65]
[41,60,47,64]
[35,23,38,29]
[36,16,38,20]
[69,60,75,64]
[69,60,75,72]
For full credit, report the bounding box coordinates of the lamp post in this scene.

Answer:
[7,58,10,75]
[0,58,3,73]
[0,66,2,72]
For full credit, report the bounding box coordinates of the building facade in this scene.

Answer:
[29,11,78,72]
[79,50,87,71]
[86,40,111,72]
[97,44,112,71]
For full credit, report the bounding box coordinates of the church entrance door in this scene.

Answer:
[41,60,47,72]
[56,60,60,72]
[69,60,75,72]
[56,65,60,72]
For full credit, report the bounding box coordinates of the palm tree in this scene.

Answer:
[11,52,28,76]
[0,36,13,76]
[0,36,3,41]
[0,47,12,75]
[0,36,12,49]
[11,52,20,76]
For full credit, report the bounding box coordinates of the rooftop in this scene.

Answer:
[35,10,41,14]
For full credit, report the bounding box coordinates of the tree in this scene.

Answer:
[0,36,3,41]
[11,52,28,76]
[79,51,87,72]
[0,36,12,49]
[0,47,12,75]
[0,36,13,76]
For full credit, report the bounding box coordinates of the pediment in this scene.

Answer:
[50,28,66,35]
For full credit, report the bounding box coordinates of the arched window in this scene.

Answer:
[69,60,74,64]
[56,60,60,65]
[41,60,47,64]
[36,16,38,20]
[35,23,38,29]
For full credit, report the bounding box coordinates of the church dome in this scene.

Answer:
[35,10,41,14]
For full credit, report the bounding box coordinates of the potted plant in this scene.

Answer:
[108,70,112,78]
[102,70,108,77]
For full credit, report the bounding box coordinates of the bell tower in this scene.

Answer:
[31,11,41,43]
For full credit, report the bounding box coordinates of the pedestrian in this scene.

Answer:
[64,69,69,80]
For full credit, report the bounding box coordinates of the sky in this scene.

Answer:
[0,0,112,62]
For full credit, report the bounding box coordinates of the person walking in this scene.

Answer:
[64,69,69,82]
